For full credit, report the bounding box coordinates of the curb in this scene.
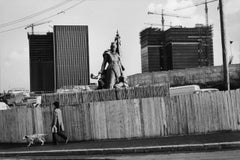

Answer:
[1,141,240,157]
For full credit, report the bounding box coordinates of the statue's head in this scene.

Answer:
[110,42,117,52]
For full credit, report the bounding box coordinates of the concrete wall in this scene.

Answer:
[127,64,240,89]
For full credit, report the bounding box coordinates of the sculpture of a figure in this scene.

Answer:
[98,41,125,89]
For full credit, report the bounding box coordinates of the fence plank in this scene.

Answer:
[236,90,240,130]
[192,94,198,133]
[153,97,161,136]
[89,103,96,139]
[0,111,3,141]
[226,91,233,129]
[231,90,238,130]
[141,97,155,137]
[174,96,179,135]
[211,93,218,131]
[98,101,108,139]
[83,104,92,140]
[205,93,210,132]
[72,106,78,141]
[131,99,142,138]
[161,97,168,136]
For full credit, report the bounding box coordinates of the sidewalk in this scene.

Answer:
[1,131,240,157]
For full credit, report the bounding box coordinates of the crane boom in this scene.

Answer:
[148,9,190,31]
[174,0,217,11]
[174,0,218,26]
[148,11,190,18]
[25,20,52,34]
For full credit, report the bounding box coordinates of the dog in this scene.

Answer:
[23,134,47,147]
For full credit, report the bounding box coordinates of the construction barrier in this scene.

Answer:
[1,85,240,143]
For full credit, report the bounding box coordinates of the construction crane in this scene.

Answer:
[148,9,190,31]
[174,0,218,27]
[25,20,52,34]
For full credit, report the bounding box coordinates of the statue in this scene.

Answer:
[92,31,128,89]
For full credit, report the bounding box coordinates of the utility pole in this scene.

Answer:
[219,0,230,90]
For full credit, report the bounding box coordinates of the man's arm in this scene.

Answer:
[53,110,58,126]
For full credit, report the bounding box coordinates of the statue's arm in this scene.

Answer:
[119,56,125,71]
[121,62,125,71]
[99,52,108,74]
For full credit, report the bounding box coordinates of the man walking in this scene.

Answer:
[52,101,68,145]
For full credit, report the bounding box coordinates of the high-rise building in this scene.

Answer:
[54,25,90,89]
[165,25,213,69]
[140,28,165,72]
[28,25,90,92]
[28,32,54,92]
[140,25,213,72]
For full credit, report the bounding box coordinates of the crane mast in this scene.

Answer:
[205,0,209,26]
[148,9,190,31]
[174,0,217,27]
[25,20,52,34]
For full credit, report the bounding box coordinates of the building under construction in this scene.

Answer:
[28,25,90,93]
[140,28,165,72]
[28,32,54,92]
[140,25,213,72]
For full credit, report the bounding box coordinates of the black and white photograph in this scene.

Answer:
[0,0,240,159]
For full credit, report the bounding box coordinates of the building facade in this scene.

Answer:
[140,28,165,72]
[28,32,54,92]
[140,25,213,72]
[28,25,90,92]
[54,25,90,89]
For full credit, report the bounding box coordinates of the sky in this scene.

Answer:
[0,0,240,92]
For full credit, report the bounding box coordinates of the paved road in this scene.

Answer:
[5,149,240,160]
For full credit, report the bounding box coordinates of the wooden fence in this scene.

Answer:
[0,106,44,143]
[168,90,240,135]
[1,87,240,143]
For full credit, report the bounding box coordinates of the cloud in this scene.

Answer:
[168,0,197,18]
[147,0,196,13]
[2,48,29,91]
[4,48,29,74]
[225,0,240,15]
[3,61,11,67]
[147,3,156,13]
[147,0,199,27]
[7,47,28,62]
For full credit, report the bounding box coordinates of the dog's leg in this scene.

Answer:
[27,141,33,147]
[41,137,45,145]
[39,138,45,145]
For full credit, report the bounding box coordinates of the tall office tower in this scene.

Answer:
[28,32,54,92]
[54,25,90,89]
[165,25,213,69]
[140,28,165,73]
